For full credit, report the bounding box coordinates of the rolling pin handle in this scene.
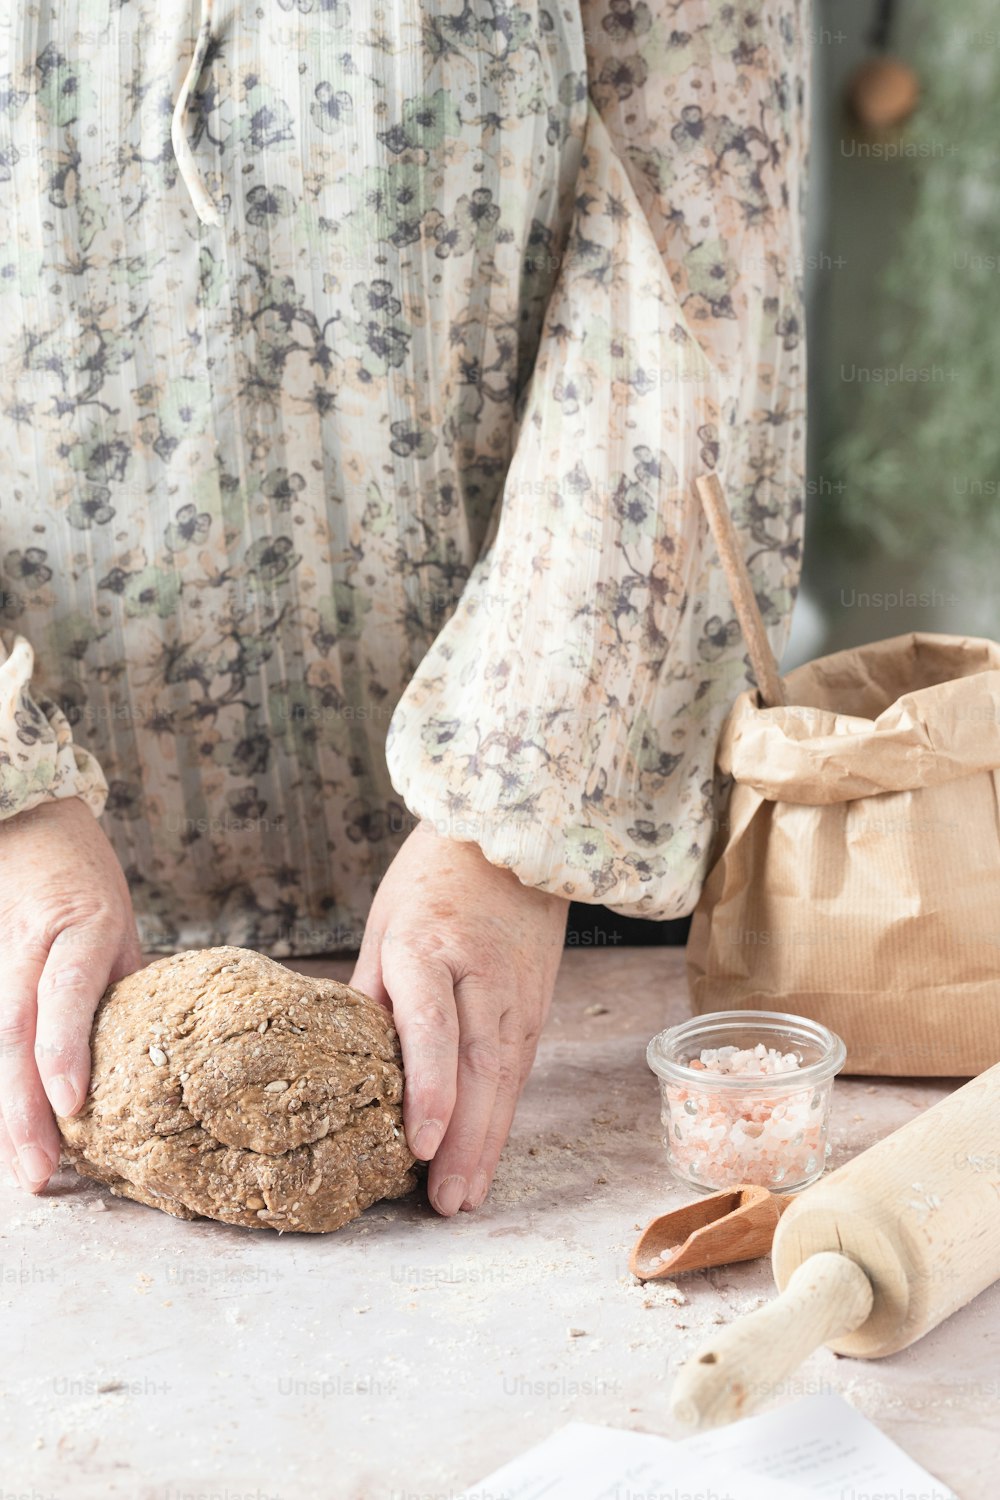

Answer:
[670,1251,874,1432]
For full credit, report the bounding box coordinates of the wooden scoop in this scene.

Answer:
[630,1186,791,1281]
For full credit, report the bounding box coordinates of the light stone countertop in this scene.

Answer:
[1,947,996,1499]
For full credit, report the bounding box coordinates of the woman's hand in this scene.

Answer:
[0,797,142,1192]
[352,821,568,1216]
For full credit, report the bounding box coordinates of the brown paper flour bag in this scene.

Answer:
[686,631,1000,1076]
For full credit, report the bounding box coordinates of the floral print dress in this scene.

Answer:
[0,0,809,954]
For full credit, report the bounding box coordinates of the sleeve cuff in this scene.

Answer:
[0,633,109,820]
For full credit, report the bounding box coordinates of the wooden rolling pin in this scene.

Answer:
[671,1061,1000,1430]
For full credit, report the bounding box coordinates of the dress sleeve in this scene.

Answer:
[0,632,108,819]
[385,0,809,918]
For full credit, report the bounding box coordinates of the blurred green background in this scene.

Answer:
[787,0,1000,667]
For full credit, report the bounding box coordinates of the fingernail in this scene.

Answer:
[16,1145,55,1189]
[47,1074,80,1117]
[412,1120,444,1160]
[432,1175,467,1216]
[462,1170,490,1212]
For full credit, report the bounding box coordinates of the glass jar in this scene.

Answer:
[646,1010,847,1193]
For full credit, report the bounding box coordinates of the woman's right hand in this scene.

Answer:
[0,797,142,1193]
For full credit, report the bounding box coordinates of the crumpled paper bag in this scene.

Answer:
[687,633,1000,1075]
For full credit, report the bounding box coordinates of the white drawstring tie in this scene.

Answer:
[171,0,223,227]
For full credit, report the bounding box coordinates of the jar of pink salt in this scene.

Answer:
[646,1011,847,1193]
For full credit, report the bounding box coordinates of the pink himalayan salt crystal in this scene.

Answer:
[694,1043,800,1077]
[664,1043,827,1190]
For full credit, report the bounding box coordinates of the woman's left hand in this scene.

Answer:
[351,821,568,1216]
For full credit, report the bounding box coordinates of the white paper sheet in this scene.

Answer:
[458,1419,804,1500]
[676,1394,958,1500]
[458,1396,957,1500]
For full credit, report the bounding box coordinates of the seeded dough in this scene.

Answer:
[57,947,417,1232]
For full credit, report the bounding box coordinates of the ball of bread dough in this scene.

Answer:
[57,947,417,1232]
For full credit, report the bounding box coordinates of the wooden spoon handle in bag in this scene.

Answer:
[695,472,787,709]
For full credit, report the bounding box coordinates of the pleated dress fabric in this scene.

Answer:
[0,1,809,952]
